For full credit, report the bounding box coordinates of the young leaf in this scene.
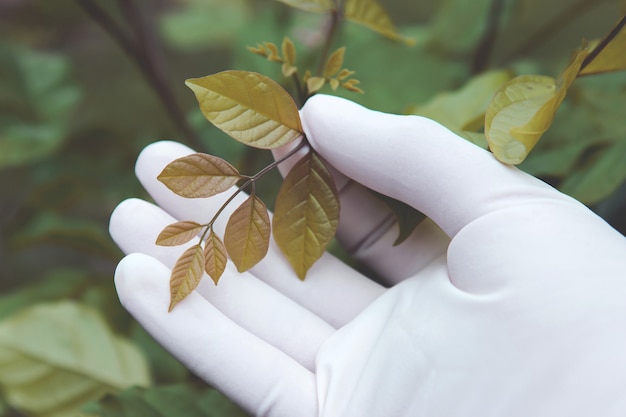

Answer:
[323,47,345,78]
[169,244,205,311]
[186,70,303,149]
[343,0,415,45]
[341,79,364,94]
[263,42,281,61]
[273,151,339,279]
[485,45,590,164]
[156,221,203,246]
[307,76,326,93]
[157,153,241,198]
[204,230,228,285]
[282,37,297,66]
[224,195,271,272]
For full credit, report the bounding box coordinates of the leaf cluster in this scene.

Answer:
[157,0,417,311]
[159,71,340,310]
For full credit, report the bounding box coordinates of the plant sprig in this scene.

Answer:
[157,0,416,311]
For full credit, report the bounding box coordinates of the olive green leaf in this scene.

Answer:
[485,45,590,164]
[274,0,334,13]
[157,153,241,198]
[0,301,150,417]
[343,0,415,45]
[169,244,205,311]
[186,70,303,149]
[323,47,345,78]
[156,221,203,246]
[273,151,339,279]
[204,230,228,285]
[224,195,271,272]
[579,16,626,76]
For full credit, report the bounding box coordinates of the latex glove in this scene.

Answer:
[109,95,626,417]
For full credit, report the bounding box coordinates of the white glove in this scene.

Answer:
[109,95,626,417]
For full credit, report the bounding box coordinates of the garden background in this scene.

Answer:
[0,0,625,415]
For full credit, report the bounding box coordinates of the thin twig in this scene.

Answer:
[471,0,506,73]
[76,0,204,150]
[316,10,341,76]
[579,15,626,73]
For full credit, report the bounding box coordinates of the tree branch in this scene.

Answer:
[77,0,204,151]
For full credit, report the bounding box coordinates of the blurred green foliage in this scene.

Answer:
[0,0,624,415]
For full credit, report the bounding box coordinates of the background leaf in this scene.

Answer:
[156,221,203,246]
[273,152,339,279]
[169,244,205,311]
[224,195,271,272]
[186,70,303,149]
[0,301,150,417]
[0,43,81,169]
[157,153,241,198]
[408,69,512,132]
[344,0,414,44]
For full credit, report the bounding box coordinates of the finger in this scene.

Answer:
[273,139,450,285]
[301,95,566,237]
[115,253,317,417]
[110,198,335,370]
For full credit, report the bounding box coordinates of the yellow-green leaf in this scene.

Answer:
[186,70,303,149]
[169,244,205,311]
[343,0,415,45]
[0,301,150,417]
[273,151,339,279]
[307,76,326,93]
[157,153,241,198]
[323,47,345,78]
[274,0,334,13]
[263,42,281,62]
[579,16,626,76]
[204,230,228,285]
[156,221,203,246]
[224,195,271,272]
[485,45,591,164]
[341,79,364,94]
[409,69,512,132]
[282,62,297,77]
[282,37,297,66]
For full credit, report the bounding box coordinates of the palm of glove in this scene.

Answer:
[110,95,626,417]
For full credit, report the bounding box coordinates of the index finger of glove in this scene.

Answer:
[300,95,564,237]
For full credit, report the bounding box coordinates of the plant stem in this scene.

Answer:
[204,139,308,230]
[291,71,307,107]
[316,10,341,76]
[579,15,626,74]
[471,0,505,74]
[76,0,205,151]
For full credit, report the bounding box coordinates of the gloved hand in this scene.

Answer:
[109,95,626,417]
